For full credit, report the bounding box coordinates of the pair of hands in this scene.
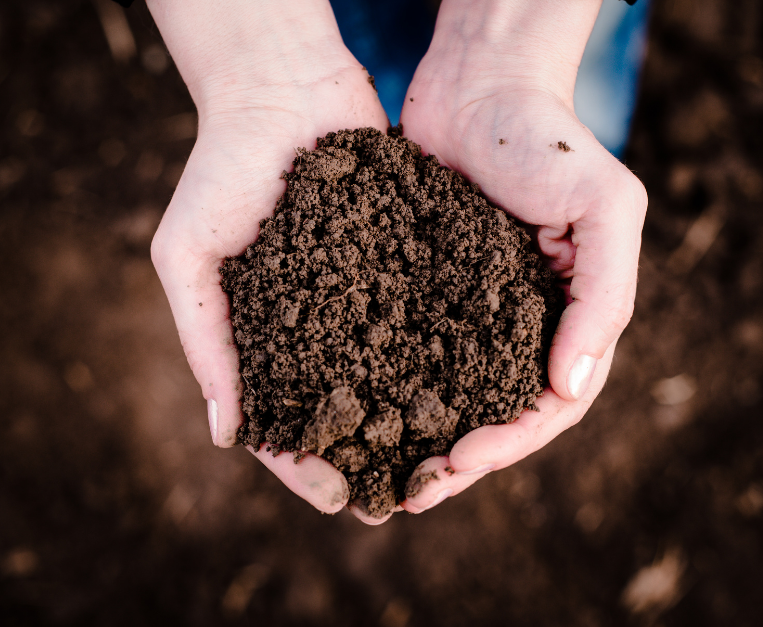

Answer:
[148,0,646,524]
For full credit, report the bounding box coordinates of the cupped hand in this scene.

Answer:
[151,58,389,516]
[397,32,647,513]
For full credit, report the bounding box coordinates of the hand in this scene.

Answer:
[397,0,648,513]
[147,0,389,516]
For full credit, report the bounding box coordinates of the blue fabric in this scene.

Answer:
[329,0,436,126]
[574,0,652,157]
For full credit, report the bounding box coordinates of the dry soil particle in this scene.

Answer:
[220,127,563,518]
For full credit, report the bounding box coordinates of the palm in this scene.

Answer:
[404,87,627,274]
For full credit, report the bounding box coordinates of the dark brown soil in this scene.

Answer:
[221,128,562,517]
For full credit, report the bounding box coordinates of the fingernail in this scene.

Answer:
[456,463,495,476]
[568,354,597,400]
[353,509,394,526]
[207,399,218,445]
[421,488,453,512]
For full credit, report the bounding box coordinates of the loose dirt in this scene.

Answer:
[221,127,562,517]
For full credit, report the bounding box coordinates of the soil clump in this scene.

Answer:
[220,127,563,518]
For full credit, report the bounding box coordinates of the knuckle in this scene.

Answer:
[634,177,648,211]
[630,179,649,221]
[620,170,649,218]
[588,293,635,344]
[609,296,635,334]
[149,222,170,273]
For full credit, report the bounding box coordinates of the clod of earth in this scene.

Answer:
[220,127,563,519]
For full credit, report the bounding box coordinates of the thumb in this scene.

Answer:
[548,177,647,401]
[151,227,244,448]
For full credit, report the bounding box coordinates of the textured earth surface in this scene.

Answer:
[221,128,561,517]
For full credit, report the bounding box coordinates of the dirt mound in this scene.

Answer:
[221,127,562,518]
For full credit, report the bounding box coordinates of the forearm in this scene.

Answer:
[428,0,603,103]
[145,0,351,117]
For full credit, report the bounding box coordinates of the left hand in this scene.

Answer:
[396,0,647,513]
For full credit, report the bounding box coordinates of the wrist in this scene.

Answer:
[426,0,602,103]
[146,0,356,120]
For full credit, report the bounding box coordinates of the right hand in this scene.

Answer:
[147,0,389,518]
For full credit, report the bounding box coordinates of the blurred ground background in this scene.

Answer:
[1,0,762,625]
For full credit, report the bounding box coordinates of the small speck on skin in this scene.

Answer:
[554,141,573,152]
[498,138,506,145]
[199,302,203,306]
[410,97,414,102]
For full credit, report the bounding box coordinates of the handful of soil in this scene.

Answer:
[220,127,563,518]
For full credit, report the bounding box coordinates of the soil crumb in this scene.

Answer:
[220,127,562,518]
[405,468,440,499]
[362,66,377,92]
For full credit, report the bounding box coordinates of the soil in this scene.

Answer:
[2,1,762,626]
[221,128,562,517]
[361,66,377,91]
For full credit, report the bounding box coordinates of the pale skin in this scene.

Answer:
[147,0,647,524]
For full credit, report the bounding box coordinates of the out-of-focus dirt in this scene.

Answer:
[1,1,761,625]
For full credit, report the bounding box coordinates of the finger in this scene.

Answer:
[400,456,492,514]
[152,230,244,448]
[248,444,349,514]
[536,223,576,279]
[449,342,616,474]
[347,505,395,526]
[548,175,647,401]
